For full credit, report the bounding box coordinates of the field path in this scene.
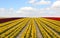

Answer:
[34,20,43,38]
[16,21,30,38]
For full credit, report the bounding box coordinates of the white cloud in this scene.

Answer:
[52,1,60,7]
[35,0,51,5]
[16,6,60,17]
[0,6,60,17]
[0,8,19,17]
[28,0,51,5]
[29,0,36,3]
[16,7,39,17]
[49,1,60,17]
[51,1,60,12]
[16,7,36,13]
[56,0,60,1]
[15,2,60,17]
[0,8,6,13]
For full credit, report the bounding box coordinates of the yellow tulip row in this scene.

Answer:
[21,20,32,38]
[0,18,24,27]
[40,18,60,26]
[0,18,29,38]
[35,18,60,38]
[21,19,37,38]
[0,19,24,33]
[35,18,50,38]
[40,18,60,38]
[31,19,37,38]
[0,19,20,27]
[40,18,60,32]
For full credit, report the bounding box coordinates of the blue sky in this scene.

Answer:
[0,0,60,17]
[0,0,56,10]
[0,0,33,10]
[0,0,27,9]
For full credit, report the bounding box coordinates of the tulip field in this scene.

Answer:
[0,18,60,38]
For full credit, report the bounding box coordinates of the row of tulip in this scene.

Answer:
[35,18,60,38]
[0,18,29,38]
